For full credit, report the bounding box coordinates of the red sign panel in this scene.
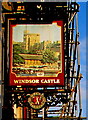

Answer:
[9,21,64,86]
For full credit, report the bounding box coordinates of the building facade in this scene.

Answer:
[19,54,43,67]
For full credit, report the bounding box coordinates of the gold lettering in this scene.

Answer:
[14,80,19,83]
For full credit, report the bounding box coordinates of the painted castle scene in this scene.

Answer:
[12,23,62,77]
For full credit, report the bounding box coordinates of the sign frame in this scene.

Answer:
[8,17,64,86]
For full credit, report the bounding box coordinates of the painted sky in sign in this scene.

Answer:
[13,23,61,42]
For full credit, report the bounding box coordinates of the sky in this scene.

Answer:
[78,2,86,117]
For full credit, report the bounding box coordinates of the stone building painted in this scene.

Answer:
[23,30,40,51]
[19,54,43,67]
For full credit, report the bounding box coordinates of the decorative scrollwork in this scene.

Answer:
[2,2,13,11]
[46,94,70,106]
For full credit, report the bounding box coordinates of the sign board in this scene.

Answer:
[9,21,64,86]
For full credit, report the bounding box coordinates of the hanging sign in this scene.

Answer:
[9,21,64,86]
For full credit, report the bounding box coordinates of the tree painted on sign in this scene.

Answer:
[42,49,58,64]
[13,44,25,66]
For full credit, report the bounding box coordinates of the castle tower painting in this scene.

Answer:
[23,30,40,51]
